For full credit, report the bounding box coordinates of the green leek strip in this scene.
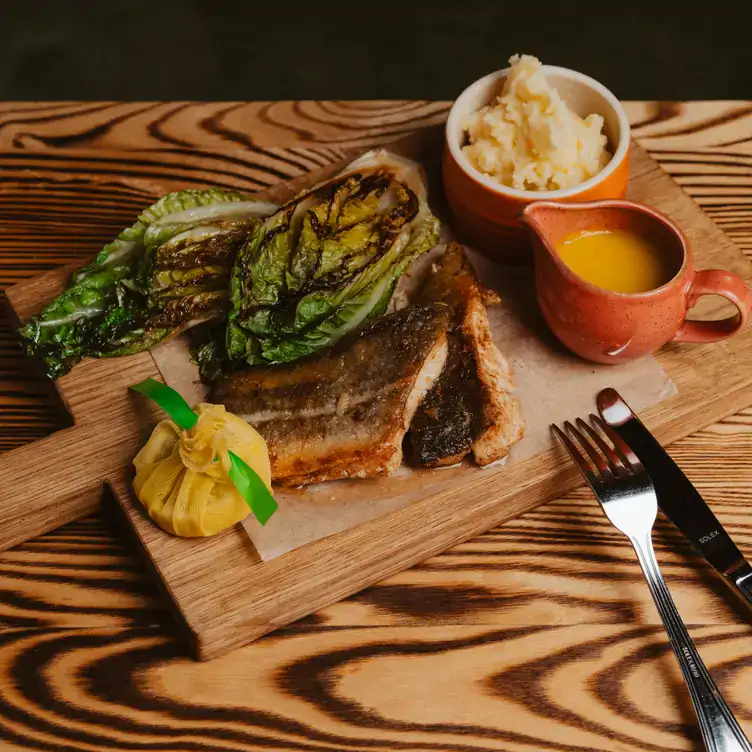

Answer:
[129,377,277,525]
[227,451,277,525]
[129,378,198,430]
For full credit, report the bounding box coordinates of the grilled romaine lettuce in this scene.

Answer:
[220,150,440,369]
[18,189,276,378]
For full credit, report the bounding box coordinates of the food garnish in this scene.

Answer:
[198,150,440,376]
[18,190,277,378]
[462,54,610,192]
[130,378,276,537]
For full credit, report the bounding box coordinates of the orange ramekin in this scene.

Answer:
[443,65,631,263]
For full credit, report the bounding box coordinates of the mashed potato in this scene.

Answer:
[462,55,610,192]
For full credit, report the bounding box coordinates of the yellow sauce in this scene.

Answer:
[555,228,672,294]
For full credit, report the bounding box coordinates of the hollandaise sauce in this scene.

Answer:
[555,228,674,294]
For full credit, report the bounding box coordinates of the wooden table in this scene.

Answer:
[0,101,750,752]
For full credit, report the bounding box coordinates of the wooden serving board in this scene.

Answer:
[4,129,752,660]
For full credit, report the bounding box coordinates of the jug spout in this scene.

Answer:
[519,200,577,263]
[520,201,563,228]
[520,200,578,256]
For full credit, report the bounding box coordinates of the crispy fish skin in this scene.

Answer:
[407,332,482,467]
[409,243,524,467]
[211,302,450,486]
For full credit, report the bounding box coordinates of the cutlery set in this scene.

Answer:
[554,388,752,752]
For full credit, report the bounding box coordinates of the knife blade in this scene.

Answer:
[597,387,752,609]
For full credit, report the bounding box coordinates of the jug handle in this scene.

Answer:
[673,270,752,343]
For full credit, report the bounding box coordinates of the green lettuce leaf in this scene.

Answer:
[222,150,441,370]
[18,189,276,378]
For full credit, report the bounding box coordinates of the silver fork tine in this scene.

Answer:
[590,414,643,471]
[563,420,614,482]
[576,417,628,477]
[551,424,599,488]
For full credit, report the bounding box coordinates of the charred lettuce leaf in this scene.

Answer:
[18,189,276,378]
[222,151,440,369]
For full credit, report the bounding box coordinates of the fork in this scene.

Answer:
[552,416,752,752]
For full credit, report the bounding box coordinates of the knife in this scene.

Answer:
[597,387,752,609]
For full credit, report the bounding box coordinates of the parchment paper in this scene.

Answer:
[151,243,676,561]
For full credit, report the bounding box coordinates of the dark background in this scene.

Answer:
[0,0,751,101]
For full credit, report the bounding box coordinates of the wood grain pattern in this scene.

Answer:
[6,135,752,663]
[0,622,748,752]
[2,267,165,551]
[0,101,750,749]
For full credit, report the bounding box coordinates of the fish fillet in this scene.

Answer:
[408,243,524,467]
[211,303,450,486]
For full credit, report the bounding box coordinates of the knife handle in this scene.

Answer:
[727,561,752,608]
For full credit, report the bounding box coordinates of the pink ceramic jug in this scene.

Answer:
[522,199,752,364]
